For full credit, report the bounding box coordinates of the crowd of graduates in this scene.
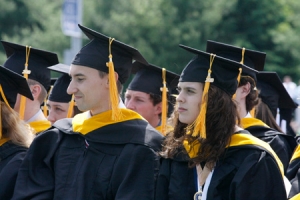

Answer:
[0,24,300,199]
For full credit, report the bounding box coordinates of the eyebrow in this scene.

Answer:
[70,73,85,77]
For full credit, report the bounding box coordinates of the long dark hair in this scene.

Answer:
[255,99,283,133]
[161,85,239,168]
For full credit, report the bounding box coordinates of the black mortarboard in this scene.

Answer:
[0,65,33,108]
[128,61,179,96]
[257,71,296,117]
[48,63,70,74]
[1,41,59,91]
[48,74,72,103]
[72,24,148,84]
[48,63,72,103]
[206,40,266,80]
[179,44,255,96]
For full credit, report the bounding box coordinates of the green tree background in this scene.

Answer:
[1,0,300,84]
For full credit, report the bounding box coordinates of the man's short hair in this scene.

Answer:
[98,71,123,94]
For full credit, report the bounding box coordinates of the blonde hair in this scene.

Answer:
[1,101,35,147]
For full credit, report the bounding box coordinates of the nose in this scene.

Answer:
[47,110,56,125]
[125,99,135,111]
[176,91,184,103]
[67,80,76,95]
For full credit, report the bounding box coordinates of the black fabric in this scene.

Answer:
[155,131,286,199]
[179,44,250,96]
[257,71,297,118]
[287,153,300,198]
[245,123,296,174]
[1,40,58,92]
[0,65,33,108]
[206,142,286,199]
[155,148,196,200]
[0,142,27,200]
[12,118,164,199]
[206,40,266,71]
[48,74,71,103]
[128,61,179,96]
[72,24,148,84]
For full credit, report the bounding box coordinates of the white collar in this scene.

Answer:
[26,109,47,123]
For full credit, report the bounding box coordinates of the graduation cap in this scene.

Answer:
[48,63,70,74]
[48,74,71,103]
[0,65,33,107]
[128,61,179,96]
[48,64,74,118]
[72,24,148,84]
[257,71,296,118]
[179,44,253,158]
[127,61,179,134]
[1,41,59,91]
[72,24,149,120]
[179,44,254,96]
[206,40,266,80]
[0,66,34,139]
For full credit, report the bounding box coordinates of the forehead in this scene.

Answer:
[178,82,203,89]
[47,100,69,107]
[125,90,150,98]
[69,64,100,76]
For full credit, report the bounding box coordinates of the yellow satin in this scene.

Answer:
[72,108,144,135]
[0,137,10,146]
[183,132,284,177]
[290,145,300,163]
[229,133,284,177]
[240,117,269,129]
[290,193,300,200]
[29,120,51,134]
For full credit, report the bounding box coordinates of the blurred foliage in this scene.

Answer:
[1,0,300,83]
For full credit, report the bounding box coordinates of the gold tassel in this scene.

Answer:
[186,54,216,139]
[43,86,53,117]
[240,47,245,64]
[232,47,245,100]
[19,46,31,120]
[67,94,75,118]
[160,68,168,135]
[106,38,121,121]
[0,85,14,139]
[232,68,242,100]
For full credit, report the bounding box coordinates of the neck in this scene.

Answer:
[237,100,248,119]
[149,116,161,128]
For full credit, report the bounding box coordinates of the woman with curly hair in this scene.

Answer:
[155,45,286,200]
[0,66,35,199]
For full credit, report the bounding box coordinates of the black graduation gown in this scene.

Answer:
[286,145,300,198]
[155,150,196,200]
[12,110,164,200]
[206,131,286,200]
[0,141,27,200]
[242,117,297,173]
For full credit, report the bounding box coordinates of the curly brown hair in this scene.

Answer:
[239,76,259,112]
[161,85,239,168]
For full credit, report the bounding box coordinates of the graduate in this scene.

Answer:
[206,40,295,174]
[12,24,163,199]
[47,63,80,124]
[287,142,300,199]
[156,44,286,200]
[1,41,59,133]
[125,61,179,135]
[0,65,35,199]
